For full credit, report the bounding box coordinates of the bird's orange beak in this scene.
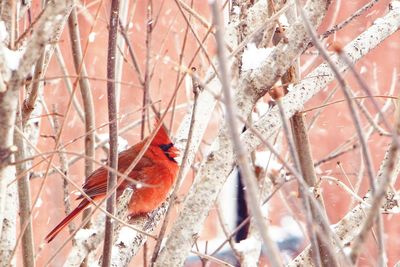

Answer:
[168,146,180,159]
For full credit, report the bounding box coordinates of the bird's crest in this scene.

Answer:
[151,118,173,146]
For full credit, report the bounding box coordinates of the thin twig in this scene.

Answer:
[51,105,75,236]
[68,6,96,231]
[304,0,380,50]
[314,144,358,167]
[190,250,235,267]
[177,0,211,29]
[141,0,153,140]
[117,18,160,116]
[320,0,379,40]
[215,202,241,261]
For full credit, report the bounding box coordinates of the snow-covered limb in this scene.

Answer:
[109,202,168,267]
[63,213,106,267]
[155,0,329,266]
[0,171,17,267]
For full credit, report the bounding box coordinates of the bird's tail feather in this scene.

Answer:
[45,199,90,243]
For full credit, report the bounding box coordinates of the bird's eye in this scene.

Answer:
[159,143,173,152]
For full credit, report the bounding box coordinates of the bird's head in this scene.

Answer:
[151,118,180,162]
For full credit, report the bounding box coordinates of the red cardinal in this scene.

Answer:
[45,121,179,242]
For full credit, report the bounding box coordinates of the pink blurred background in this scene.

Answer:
[21,0,400,266]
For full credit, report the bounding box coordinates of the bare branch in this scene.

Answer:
[102,0,120,265]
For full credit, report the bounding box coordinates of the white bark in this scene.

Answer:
[0,168,17,267]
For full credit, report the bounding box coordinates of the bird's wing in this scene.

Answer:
[78,144,153,199]
[78,167,108,199]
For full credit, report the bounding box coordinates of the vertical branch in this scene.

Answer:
[291,113,338,266]
[273,90,326,266]
[210,1,283,267]
[54,45,107,153]
[102,0,120,266]
[21,52,45,125]
[54,45,85,121]
[67,6,96,228]
[280,6,334,258]
[14,104,35,267]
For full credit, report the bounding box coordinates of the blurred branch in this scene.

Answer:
[320,0,379,41]
[288,2,335,265]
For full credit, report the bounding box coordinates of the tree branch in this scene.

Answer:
[102,0,120,265]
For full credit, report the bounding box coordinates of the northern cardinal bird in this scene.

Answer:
[45,121,179,242]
